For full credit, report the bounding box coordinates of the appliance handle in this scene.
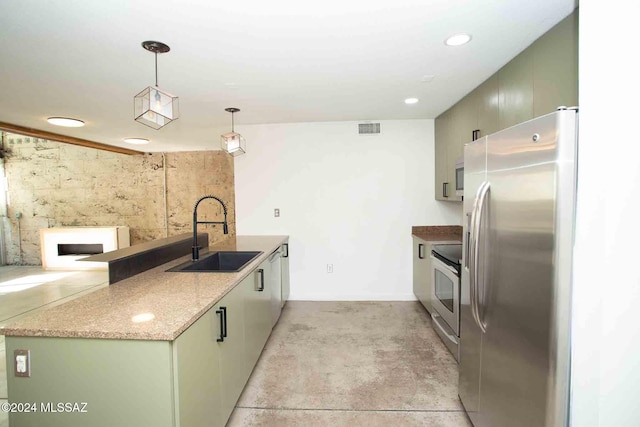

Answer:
[268,248,282,262]
[431,255,458,275]
[473,182,490,333]
[431,312,458,344]
[469,181,486,332]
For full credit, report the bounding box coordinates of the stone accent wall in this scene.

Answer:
[1,133,235,265]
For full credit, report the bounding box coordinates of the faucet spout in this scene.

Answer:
[192,195,229,261]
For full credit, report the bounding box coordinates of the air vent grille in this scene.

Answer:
[358,123,381,135]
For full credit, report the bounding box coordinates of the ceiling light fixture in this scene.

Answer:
[405,98,419,105]
[221,108,246,156]
[445,33,472,46]
[134,41,179,130]
[47,117,85,127]
[123,138,150,145]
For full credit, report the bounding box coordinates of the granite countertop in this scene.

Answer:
[412,225,462,242]
[0,235,288,342]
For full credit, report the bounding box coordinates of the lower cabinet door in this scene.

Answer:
[174,308,224,427]
[217,284,249,423]
[243,265,272,374]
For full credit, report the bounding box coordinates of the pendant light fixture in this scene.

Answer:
[134,41,179,130]
[221,108,246,156]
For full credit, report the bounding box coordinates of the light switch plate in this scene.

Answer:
[14,349,30,377]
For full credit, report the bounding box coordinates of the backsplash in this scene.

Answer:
[1,134,235,265]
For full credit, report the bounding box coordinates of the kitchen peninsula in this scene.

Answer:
[1,235,289,427]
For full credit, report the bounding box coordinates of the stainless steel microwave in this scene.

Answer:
[455,157,464,196]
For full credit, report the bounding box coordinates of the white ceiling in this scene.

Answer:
[0,0,576,152]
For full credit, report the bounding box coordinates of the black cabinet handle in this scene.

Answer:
[221,307,227,338]
[472,129,480,141]
[443,182,449,198]
[283,243,289,258]
[256,269,265,291]
[418,243,425,259]
[216,307,226,342]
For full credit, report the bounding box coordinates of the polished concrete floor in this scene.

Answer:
[0,269,471,426]
[0,266,109,427]
[230,301,472,426]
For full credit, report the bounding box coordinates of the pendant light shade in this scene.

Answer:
[221,108,246,156]
[134,41,179,129]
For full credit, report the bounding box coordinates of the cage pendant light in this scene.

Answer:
[134,41,180,130]
[221,108,246,156]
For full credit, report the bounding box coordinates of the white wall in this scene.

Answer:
[571,1,640,426]
[234,120,460,300]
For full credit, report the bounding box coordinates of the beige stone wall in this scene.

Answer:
[1,133,235,265]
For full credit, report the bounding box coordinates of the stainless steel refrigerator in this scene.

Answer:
[459,108,578,427]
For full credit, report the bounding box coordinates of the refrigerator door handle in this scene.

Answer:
[469,181,489,333]
[473,181,490,333]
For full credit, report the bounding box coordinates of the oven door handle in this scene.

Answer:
[430,256,458,275]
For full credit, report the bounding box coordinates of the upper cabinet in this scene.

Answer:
[476,74,499,138]
[434,9,578,201]
[498,48,534,130]
[532,11,579,117]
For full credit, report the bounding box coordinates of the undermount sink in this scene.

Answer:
[167,251,263,273]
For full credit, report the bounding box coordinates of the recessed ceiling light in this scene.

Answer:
[123,138,150,145]
[47,117,85,127]
[405,98,419,105]
[445,33,472,46]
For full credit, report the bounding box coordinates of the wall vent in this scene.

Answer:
[358,123,381,135]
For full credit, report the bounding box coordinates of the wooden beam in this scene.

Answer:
[0,121,144,155]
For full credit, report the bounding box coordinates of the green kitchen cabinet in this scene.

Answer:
[4,271,279,427]
[413,237,432,313]
[215,282,250,423]
[476,74,499,138]
[434,110,452,200]
[5,337,176,427]
[174,304,223,427]
[532,12,579,116]
[433,9,578,201]
[446,103,464,202]
[243,262,272,377]
[498,47,534,130]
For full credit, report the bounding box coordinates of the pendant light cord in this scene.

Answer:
[231,112,235,132]
[155,52,159,87]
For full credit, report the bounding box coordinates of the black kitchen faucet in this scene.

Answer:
[192,195,228,261]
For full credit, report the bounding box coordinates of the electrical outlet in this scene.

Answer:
[14,349,30,377]
[274,208,280,217]
[327,264,333,273]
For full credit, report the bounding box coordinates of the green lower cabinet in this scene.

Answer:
[4,266,281,427]
[5,337,175,427]
[173,306,223,427]
[216,283,249,423]
[243,266,272,376]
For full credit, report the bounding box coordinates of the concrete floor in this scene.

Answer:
[0,269,471,426]
[0,266,109,427]
[230,301,472,426]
